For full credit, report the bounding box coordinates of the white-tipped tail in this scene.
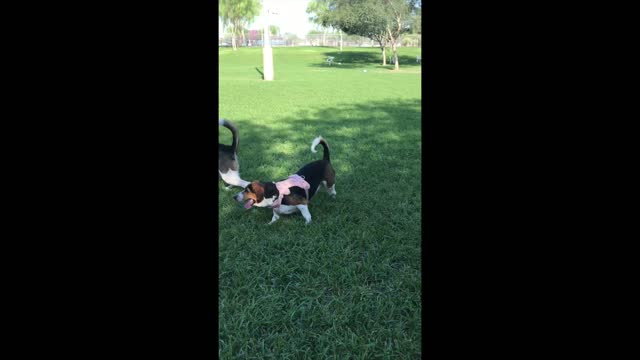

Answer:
[218,118,225,126]
[311,136,324,153]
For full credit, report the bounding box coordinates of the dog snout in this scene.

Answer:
[233,192,243,202]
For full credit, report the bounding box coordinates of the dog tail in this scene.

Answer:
[311,136,330,162]
[219,118,239,152]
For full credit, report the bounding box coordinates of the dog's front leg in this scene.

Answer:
[268,209,280,225]
[296,205,312,225]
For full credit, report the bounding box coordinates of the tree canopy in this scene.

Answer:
[219,0,261,50]
[306,0,334,46]
[307,0,421,68]
[269,25,280,37]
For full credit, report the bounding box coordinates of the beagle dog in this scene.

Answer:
[219,118,249,189]
[234,136,336,224]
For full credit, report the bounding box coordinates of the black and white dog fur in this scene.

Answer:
[234,136,336,225]
[219,118,250,189]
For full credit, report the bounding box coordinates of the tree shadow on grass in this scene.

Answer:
[219,98,422,224]
[307,50,422,70]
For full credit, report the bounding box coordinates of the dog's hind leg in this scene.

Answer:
[296,205,312,224]
[319,180,336,198]
[324,167,337,198]
[327,184,336,197]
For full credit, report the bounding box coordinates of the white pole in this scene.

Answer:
[262,9,274,81]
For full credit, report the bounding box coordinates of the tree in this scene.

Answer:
[411,5,421,47]
[313,0,389,64]
[384,0,420,70]
[306,30,323,46]
[237,22,249,47]
[219,0,261,50]
[269,25,280,37]
[312,0,420,69]
[306,0,332,47]
[411,4,421,35]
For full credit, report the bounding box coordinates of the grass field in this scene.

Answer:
[219,46,422,359]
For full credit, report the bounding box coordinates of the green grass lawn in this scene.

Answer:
[219,46,422,359]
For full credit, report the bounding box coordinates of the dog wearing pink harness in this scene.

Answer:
[272,175,310,208]
[233,136,336,224]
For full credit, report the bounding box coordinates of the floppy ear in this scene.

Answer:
[246,181,261,191]
[251,182,265,202]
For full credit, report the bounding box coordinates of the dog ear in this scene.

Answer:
[250,181,261,190]
[247,181,261,192]
[251,182,265,202]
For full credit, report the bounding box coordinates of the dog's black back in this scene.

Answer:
[273,159,334,206]
[295,160,332,200]
[283,137,335,203]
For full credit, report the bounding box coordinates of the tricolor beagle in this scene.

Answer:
[234,136,336,224]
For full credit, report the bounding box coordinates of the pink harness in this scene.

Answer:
[272,175,310,208]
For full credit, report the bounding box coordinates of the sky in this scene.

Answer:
[219,0,318,38]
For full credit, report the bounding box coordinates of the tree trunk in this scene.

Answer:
[339,30,343,52]
[381,45,386,66]
[232,19,238,50]
[393,41,399,70]
[387,25,400,70]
